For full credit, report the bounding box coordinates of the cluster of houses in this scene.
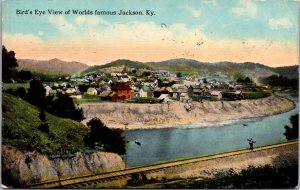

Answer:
[42,68,265,103]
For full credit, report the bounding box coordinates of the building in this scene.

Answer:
[139,86,153,98]
[111,83,132,99]
[87,87,98,95]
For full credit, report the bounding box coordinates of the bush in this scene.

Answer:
[84,118,126,155]
[284,114,298,140]
[129,97,160,104]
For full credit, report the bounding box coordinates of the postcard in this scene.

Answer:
[2,0,299,188]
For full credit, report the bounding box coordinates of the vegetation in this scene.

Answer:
[236,76,252,83]
[160,163,298,188]
[284,114,298,140]
[2,45,19,82]
[272,65,299,79]
[82,59,151,74]
[222,91,270,101]
[84,118,126,155]
[261,75,298,89]
[26,79,85,121]
[128,97,161,104]
[73,94,102,104]
[2,83,30,90]
[2,93,88,154]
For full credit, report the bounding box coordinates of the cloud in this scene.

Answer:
[230,0,257,17]
[48,16,75,32]
[183,5,201,17]
[268,17,293,30]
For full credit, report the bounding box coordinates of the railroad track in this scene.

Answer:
[23,140,298,188]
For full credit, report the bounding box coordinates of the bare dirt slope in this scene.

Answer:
[80,95,294,129]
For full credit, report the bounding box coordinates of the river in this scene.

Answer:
[124,95,298,167]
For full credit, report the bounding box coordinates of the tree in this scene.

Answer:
[84,118,126,155]
[244,77,252,83]
[47,93,85,122]
[27,79,46,109]
[284,114,298,140]
[176,72,182,78]
[17,70,33,81]
[2,46,18,81]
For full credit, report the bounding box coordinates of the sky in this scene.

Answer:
[2,0,299,67]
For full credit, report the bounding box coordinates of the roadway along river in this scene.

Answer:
[124,95,298,167]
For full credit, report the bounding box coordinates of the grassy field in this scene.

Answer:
[2,93,88,154]
[73,94,102,104]
[2,83,30,90]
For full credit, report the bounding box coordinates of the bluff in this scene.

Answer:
[2,145,125,187]
[80,95,295,129]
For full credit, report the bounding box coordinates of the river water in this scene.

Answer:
[124,96,298,167]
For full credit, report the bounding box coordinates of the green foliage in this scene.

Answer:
[30,71,68,82]
[176,72,182,78]
[222,91,270,100]
[82,59,151,74]
[84,118,126,155]
[163,162,298,188]
[2,45,18,82]
[16,70,34,81]
[261,75,298,88]
[2,93,88,154]
[128,97,160,104]
[2,83,30,90]
[284,114,298,140]
[46,93,85,122]
[272,65,299,79]
[27,79,46,109]
[237,76,252,83]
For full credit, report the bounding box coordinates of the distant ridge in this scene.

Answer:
[80,58,298,80]
[81,59,151,74]
[18,58,89,75]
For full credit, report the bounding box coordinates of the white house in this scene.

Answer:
[87,87,98,95]
[44,85,52,96]
[210,90,222,100]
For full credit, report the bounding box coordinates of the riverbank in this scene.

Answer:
[80,95,295,130]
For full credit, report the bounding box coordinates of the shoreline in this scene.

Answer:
[80,95,296,130]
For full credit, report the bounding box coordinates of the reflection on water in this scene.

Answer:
[125,97,298,167]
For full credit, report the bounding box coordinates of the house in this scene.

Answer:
[153,87,173,98]
[188,85,203,96]
[179,93,190,102]
[49,89,57,97]
[111,83,132,100]
[100,90,113,100]
[44,85,52,96]
[157,94,173,103]
[87,87,98,95]
[139,86,153,98]
[210,90,222,100]
[65,88,76,95]
[171,84,188,99]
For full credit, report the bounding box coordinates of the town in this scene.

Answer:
[41,65,269,105]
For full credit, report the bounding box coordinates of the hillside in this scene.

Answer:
[79,58,296,81]
[82,59,152,74]
[2,93,88,154]
[272,65,299,79]
[18,58,89,75]
[148,58,278,80]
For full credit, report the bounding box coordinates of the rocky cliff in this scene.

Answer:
[80,95,295,129]
[2,145,125,187]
